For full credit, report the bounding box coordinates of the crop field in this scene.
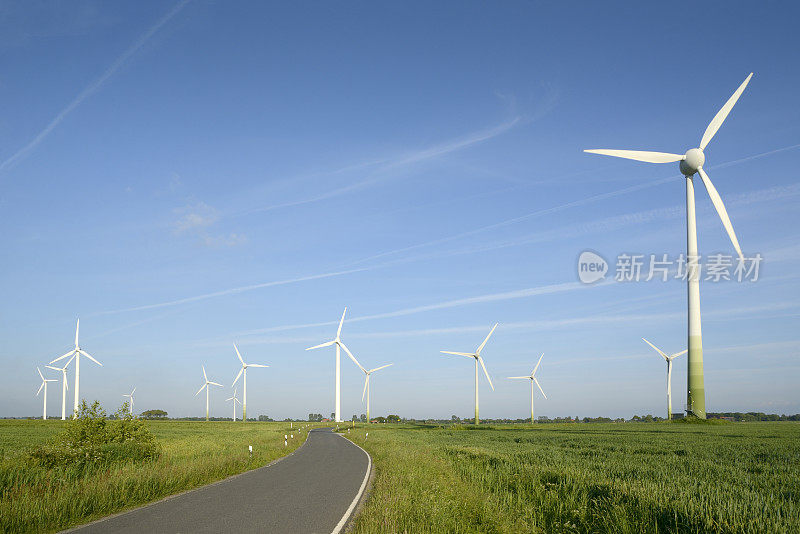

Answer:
[0,419,308,533]
[344,422,800,533]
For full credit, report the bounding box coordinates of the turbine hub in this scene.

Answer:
[680,148,705,176]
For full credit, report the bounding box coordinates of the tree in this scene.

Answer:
[141,409,168,419]
[360,414,367,422]
[258,415,274,422]
[387,414,400,423]
[308,413,323,422]
[330,412,335,420]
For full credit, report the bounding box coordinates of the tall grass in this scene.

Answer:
[345,422,800,533]
[0,419,309,533]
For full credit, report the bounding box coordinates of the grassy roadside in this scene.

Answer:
[0,419,312,533]
[343,422,800,533]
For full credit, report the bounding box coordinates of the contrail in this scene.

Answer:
[347,143,800,267]
[0,1,190,175]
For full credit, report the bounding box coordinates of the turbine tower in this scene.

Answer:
[46,354,74,420]
[48,319,102,418]
[356,363,393,424]
[508,353,547,423]
[231,343,268,422]
[226,388,241,421]
[643,338,687,420]
[585,73,753,418]
[122,387,136,416]
[305,307,363,422]
[195,365,223,421]
[36,367,57,420]
[441,323,497,424]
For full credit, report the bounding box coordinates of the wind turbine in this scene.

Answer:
[585,73,753,418]
[46,355,74,420]
[48,319,102,418]
[356,363,393,424]
[195,365,223,421]
[305,307,364,422]
[441,323,497,425]
[226,388,241,421]
[508,353,547,424]
[36,367,57,420]
[122,387,136,416]
[643,338,687,420]
[231,343,268,422]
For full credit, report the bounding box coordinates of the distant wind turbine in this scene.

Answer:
[585,74,754,418]
[643,339,687,420]
[508,353,547,424]
[46,354,75,420]
[305,307,364,422]
[226,388,241,421]
[441,323,497,425]
[122,387,136,416]
[195,365,223,421]
[231,343,268,422]
[36,367,57,420]
[48,319,102,418]
[355,362,393,424]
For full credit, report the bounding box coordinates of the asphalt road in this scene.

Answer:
[67,428,371,534]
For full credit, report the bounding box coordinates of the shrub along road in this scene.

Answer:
[66,428,371,534]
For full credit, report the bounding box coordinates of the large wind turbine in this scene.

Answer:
[226,388,241,421]
[585,73,753,418]
[305,307,364,422]
[643,339,687,420]
[356,363,393,424]
[36,367,57,420]
[48,319,102,418]
[46,355,74,420]
[195,365,223,421]
[441,323,497,425]
[122,387,136,416]
[231,343,268,422]
[508,353,547,424]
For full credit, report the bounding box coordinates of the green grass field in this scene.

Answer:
[344,422,800,533]
[0,419,309,533]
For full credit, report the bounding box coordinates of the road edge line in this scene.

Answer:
[330,431,372,534]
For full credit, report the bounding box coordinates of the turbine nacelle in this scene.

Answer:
[680,148,705,176]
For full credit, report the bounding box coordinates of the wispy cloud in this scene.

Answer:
[0,1,190,175]
[173,201,218,234]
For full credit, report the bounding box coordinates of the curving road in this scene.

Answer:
[66,428,371,534]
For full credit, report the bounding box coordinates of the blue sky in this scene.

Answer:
[1,1,799,420]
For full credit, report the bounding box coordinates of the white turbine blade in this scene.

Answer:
[75,318,80,348]
[37,367,44,380]
[361,375,369,402]
[247,363,269,368]
[478,356,494,391]
[79,350,102,366]
[699,73,753,150]
[235,398,241,405]
[533,376,547,400]
[37,382,44,396]
[642,338,669,361]
[46,366,60,372]
[234,343,244,365]
[583,149,684,163]
[306,340,335,351]
[226,396,234,402]
[697,168,744,260]
[339,342,366,372]
[232,367,244,386]
[131,387,136,396]
[209,381,223,387]
[532,353,545,376]
[202,365,208,382]
[45,379,57,382]
[337,307,347,338]
[507,376,530,379]
[195,383,206,396]
[64,354,76,368]
[670,349,688,360]
[50,350,75,365]
[476,323,498,354]
[370,363,393,373]
[440,351,476,358]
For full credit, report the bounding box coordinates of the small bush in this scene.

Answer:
[29,400,160,469]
